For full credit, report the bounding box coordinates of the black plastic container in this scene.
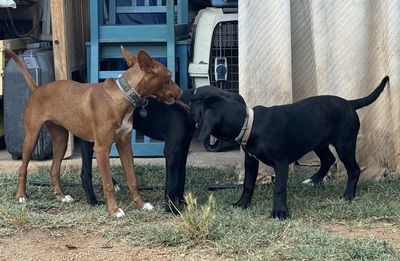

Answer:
[3,46,54,160]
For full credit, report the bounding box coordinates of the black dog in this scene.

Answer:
[80,86,244,213]
[190,76,389,219]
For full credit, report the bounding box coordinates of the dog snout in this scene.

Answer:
[173,87,183,99]
[175,89,183,99]
[166,86,183,102]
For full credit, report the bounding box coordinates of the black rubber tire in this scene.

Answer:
[203,136,224,152]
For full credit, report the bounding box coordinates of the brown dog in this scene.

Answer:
[4,47,182,217]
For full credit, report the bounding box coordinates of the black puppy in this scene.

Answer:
[80,86,244,213]
[190,76,389,219]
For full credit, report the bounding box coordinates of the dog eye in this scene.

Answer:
[163,78,171,85]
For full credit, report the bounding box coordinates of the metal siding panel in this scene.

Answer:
[238,0,400,179]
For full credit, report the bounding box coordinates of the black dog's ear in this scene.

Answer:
[191,90,222,102]
[197,109,219,141]
[191,87,246,105]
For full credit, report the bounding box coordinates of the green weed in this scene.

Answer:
[179,192,216,240]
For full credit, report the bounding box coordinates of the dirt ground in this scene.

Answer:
[0,220,399,261]
[0,139,243,261]
[0,228,231,261]
[1,141,400,260]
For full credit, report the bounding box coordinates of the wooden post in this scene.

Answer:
[50,0,70,81]
[50,0,73,158]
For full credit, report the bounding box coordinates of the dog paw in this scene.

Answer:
[62,195,74,203]
[114,208,125,218]
[302,179,314,185]
[164,201,182,215]
[18,197,26,203]
[142,202,154,211]
[270,210,291,220]
[233,200,249,209]
[114,184,121,192]
[302,177,327,185]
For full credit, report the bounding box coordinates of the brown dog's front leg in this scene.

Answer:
[16,162,29,202]
[94,144,124,217]
[116,134,153,211]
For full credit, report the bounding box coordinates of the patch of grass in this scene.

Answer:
[0,165,400,260]
[268,224,395,261]
[179,192,216,240]
[1,202,30,229]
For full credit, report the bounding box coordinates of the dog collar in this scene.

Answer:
[235,107,254,146]
[116,74,147,107]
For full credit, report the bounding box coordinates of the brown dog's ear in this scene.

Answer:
[121,46,137,67]
[137,50,156,73]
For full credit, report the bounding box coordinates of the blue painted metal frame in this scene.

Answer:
[87,0,190,157]
[88,0,189,87]
[109,130,165,158]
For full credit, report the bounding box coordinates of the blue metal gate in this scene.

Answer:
[87,0,189,157]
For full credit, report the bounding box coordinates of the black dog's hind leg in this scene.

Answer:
[234,152,259,209]
[336,142,361,200]
[303,146,336,185]
[80,140,119,205]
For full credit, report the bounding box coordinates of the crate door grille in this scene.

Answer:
[209,21,239,93]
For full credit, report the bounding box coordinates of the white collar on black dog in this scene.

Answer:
[116,74,147,107]
[235,107,254,146]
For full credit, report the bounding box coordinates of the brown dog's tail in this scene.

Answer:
[349,76,389,110]
[2,48,38,92]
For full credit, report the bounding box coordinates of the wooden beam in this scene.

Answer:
[50,0,70,81]
[50,0,73,157]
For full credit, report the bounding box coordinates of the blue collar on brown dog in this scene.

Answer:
[116,74,147,107]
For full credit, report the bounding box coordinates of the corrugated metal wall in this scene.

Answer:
[239,0,400,180]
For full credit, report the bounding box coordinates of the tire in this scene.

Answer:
[203,135,223,152]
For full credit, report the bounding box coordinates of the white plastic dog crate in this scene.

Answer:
[189,7,238,93]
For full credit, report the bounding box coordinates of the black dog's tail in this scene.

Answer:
[349,76,389,110]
